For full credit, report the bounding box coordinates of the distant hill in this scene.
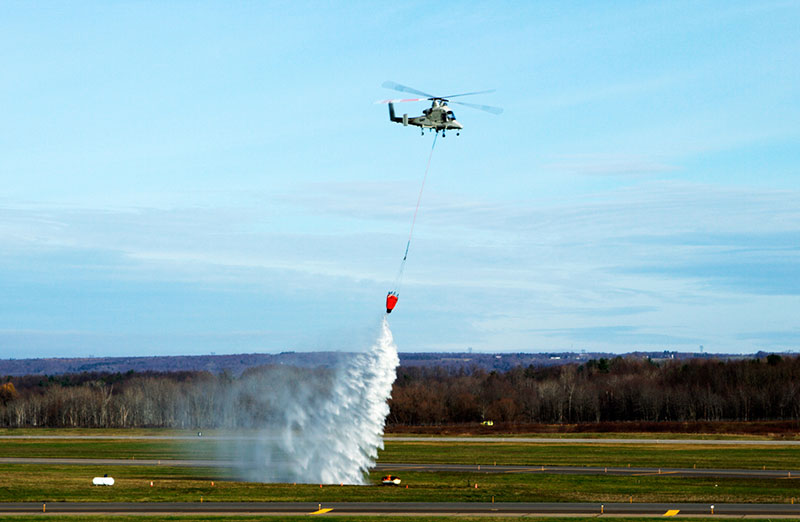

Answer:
[0,349,749,377]
[0,352,346,377]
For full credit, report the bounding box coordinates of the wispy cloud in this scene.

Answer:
[532,325,704,347]
[736,329,800,349]
[2,178,799,355]
[541,154,679,177]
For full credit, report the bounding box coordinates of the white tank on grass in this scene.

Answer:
[92,476,115,486]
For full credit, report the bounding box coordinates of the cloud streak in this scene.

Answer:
[2,178,799,355]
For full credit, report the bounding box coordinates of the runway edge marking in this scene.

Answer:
[663,509,680,516]
[310,508,333,514]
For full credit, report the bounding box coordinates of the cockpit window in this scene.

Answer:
[446,111,456,121]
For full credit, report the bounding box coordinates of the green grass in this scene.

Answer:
[0,439,220,460]
[0,428,205,437]
[1,427,794,440]
[3,429,800,506]
[3,437,800,471]
[0,464,798,504]
[380,441,800,470]
[386,432,789,440]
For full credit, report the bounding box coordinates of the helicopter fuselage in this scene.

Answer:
[389,100,463,133]
[380,81,501,134]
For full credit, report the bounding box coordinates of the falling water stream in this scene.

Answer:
[224,318,399,484]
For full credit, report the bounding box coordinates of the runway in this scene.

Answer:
[1,501,799,516]
[2,457,798,479]
[3,434,800,445]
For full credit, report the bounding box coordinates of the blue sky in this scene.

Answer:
[1,1,799,357]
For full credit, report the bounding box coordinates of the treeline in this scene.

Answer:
[389,354,800,424]
[1,355,799,428]
[0,366,333,429]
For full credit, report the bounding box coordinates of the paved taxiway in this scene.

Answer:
[2,501,800,516]
[2,457,798,479]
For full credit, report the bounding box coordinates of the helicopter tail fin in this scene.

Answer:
[388,103,403,123]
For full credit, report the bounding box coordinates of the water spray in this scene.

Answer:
[226,318,399,484]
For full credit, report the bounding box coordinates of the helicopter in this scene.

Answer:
[378,81,502,136]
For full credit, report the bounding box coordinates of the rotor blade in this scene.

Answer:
[374,98,425,104]
[441,89,496,99]
[450,100,504,115]
[382,81,436,99]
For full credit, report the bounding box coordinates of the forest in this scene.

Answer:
[1,354,798,428]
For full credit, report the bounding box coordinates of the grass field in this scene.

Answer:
[2,429,800,505]
[0,428,191,436]
[381,441,800,469]
[0,439,217,460]
[386,431,796,440]
[2,436,800,471]
[2,426,795,440]
[1,463,799,504]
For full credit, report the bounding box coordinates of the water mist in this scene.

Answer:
[223,318,399,484]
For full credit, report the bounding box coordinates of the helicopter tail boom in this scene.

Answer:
[389,103,410,126]
[388,103,402,123]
